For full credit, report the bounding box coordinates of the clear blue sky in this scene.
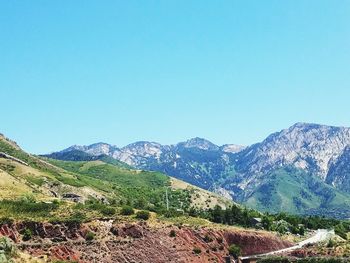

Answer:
[1,1,350,154]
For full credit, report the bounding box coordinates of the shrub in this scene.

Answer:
[0,217,14,226]
[169,230,176,237]
[216,237,223,244]
[120,206,134,216]
[101,207,116,216]
[22,228,32,241]
[85,231,95,241]
[0,199,59,218]
[296,259,345,263]
[52,211,86,226]
[136,210,150,220]
[228,244,241,259]
[0,237,17,259]
[257,257,290,263]
[327,239,336,248]
[204,234,213,243]
[193,247,201,254]
[334,223,347,240]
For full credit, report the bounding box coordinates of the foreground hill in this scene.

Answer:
[0,133,231,218]
[48,123,350,218]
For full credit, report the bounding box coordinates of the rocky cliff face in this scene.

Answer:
[326,146,350,193]
[228,123,350,201]
[62,143,117,156]
[235,123,350,179]
[112,141,166,168]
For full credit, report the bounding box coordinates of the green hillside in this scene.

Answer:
[244,167,350,218]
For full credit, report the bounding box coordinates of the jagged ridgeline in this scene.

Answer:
[0,133,231,221]
[46,123,350,219]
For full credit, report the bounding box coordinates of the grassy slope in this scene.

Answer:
[45,158,171,202]
[0,134,169,198]
[244,167,350,218]
[170,177,232,209]
[46,158,232,209]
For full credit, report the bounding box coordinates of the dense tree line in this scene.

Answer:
[188,204,350,239]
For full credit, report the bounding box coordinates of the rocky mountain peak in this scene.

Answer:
[220,144,246,153]
[61,145,87,153]
[178,137,219,151]
[121,141,164,155]
[237,123,350,177]
[112,141,165,166]
[61,142,116,156]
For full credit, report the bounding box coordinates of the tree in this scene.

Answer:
[169,230,176,237]
[101,207,116,216]
[22,228,32,241]
[189,207,198,217]
[135,198,147,209]
[230,205,243,224]
[262,215,273,230]
[298,225,305,236]
[121,206,134,215]
[212,205,223,223]
[224,208,233,225]
[228,244,241,259]
[242,208,250,227]
[136,210,150,220]
[193,247,201,254]
[86,231,95,241]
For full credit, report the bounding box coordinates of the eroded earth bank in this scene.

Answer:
[0,219,292,263]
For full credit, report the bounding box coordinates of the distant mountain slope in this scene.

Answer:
[46,138,245,190]
[225,123,350,217]
[46,123,350,218]
[326,146,350,194]
[240,167,350,218]
[235,123,350,178]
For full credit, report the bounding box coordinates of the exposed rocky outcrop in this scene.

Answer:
[0,220,292,263]
[326,146,350,193]
[235,123,350,179]
[0,224,20,243]
[0,152,28,166]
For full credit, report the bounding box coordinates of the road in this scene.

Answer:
[240,229,334,261]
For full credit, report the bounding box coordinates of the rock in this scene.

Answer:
[121,224,144,238]
[0,225,19,243]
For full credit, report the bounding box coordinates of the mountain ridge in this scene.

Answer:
[45,122,350,218]
[46,137,243,190]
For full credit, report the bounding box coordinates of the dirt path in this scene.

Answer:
[240,229,334,260]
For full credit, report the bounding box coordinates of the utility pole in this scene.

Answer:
[166,187,169,211]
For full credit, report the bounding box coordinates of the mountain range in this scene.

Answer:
[45,123,350,218]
